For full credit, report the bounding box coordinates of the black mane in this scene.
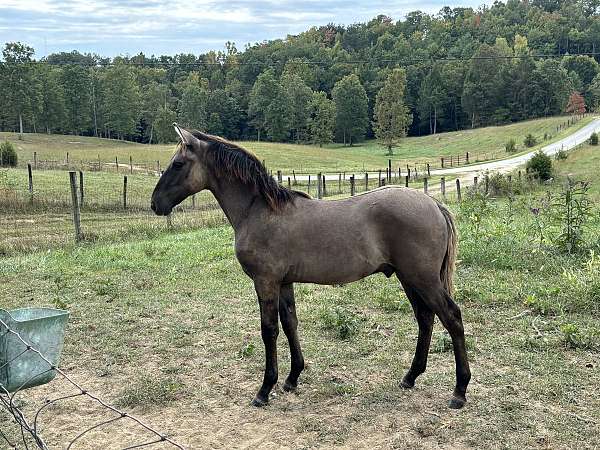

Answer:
[189,130,310,210]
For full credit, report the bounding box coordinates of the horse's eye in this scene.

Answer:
[172,161,185,170]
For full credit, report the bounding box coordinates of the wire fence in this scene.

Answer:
[0,313,185,449]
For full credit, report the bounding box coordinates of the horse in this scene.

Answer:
[151,124,471,409]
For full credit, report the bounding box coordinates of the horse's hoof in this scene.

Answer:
[400,378,415,389]
[251,397,268,407]
[448,396,466,409]
[283,380,297,393]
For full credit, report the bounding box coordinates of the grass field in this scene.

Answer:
[1,143,600,448]
[0,115,592,174]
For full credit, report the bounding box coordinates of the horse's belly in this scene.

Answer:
[285,252,385,285]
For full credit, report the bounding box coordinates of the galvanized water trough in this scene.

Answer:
[0,308,69,393]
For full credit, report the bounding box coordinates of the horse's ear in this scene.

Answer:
[173,123,195,146]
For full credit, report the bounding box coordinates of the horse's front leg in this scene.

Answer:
[279,283,304,392]
[251,278,280,407]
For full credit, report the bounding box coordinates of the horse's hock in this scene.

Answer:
[0,308,69,393]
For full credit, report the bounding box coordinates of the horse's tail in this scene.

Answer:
[436,201,458,295]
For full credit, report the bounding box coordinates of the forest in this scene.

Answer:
[1,0,600,145]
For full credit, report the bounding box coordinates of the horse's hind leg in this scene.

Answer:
[279,283,305,392]
[400,284,435,389]
[417,283,471,409]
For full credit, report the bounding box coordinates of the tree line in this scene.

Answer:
[2,0,600,148]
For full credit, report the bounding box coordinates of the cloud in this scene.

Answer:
[0,0,491,57]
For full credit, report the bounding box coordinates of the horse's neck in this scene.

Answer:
[209,175,262,230]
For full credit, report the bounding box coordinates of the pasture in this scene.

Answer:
[1,143,599,448]
[0,115,592,174]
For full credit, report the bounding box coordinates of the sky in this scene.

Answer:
[0,0,490,58]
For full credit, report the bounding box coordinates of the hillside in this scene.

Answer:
[0,115,591,173]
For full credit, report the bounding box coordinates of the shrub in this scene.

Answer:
[524,134,537,148]
[0,141,17,167]
[555,149,568,160]
[487,172,512,196]
[526,151,552,180]
[319,307,363,340]
[590,132,598,145]
[551,179,592,253]
[505,138,517,153]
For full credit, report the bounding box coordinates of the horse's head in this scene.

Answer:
[151,123,210,216]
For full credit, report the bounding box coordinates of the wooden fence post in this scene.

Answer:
[378,169,382,187]
[441,177,446,198]
[388,159,392,181]
[441,157,444,168]
[307,175,311,195]
[98,154,101,171]
[466,152,469,164]
[115,156,119,173]
[350,175,355,196]
[292,170,296,185]
[33,151,37,170]
[338,173,342,193]
[450,155,453,167]
[365,173,369,191]
[123,176,128,210]
[322,175,327,196]
[381,177,386,186]
[68,171,82,242]
[407,168,411,181]
[423,178,428,194]
[427,163,431,177]
[485,174,489,194]
[288,177,291,189]
[130,155,133,174]
[277,170,282,183]
[157,160,160,174]
[317,172,322,199]
[456,179,462,201]
[79,170,84,207]
[405,175,409,187]
[474,176,478,187]
[66,152,69,166]
[27,163,33,204]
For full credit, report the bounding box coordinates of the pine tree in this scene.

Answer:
[373,68,412,155]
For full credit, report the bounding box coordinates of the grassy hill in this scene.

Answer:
[0,115,592,173]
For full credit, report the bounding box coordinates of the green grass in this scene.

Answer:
[1,170,600,448]
[554,143,600,199]
[1,115,592,173]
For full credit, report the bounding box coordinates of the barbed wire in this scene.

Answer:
[0,313,186,450]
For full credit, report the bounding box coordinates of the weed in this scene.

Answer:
[551,179,593,253]
[239,342,256,359]
[505,138,517,153]
[524,133,537,148]
[114,375,183,408]
[319,307,364,340]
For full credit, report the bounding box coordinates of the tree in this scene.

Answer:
[281,73,313,143]
[37,66,66,134]
[177,73,208,130]
[248,69,280,141]
[100,63,140,139]
[332,73,368,145]
[153,106,177,143]
[307,91,336,147]
[60,64,92,135]
[373,68,412,155]
[565,92,586,115]
[1,42,39,136]
[418,64,446,134]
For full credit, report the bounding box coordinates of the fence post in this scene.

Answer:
[338,173,342,193]
[79,170,84,207]
[456,179,462,201]
[123,176,128,210]
[450,155,453,167]
[130,155,133,174]
[307,175,311,195]
[466,152,469,164]
[115,156,119,173]
[378,169,382,187]
[405,175,409,187]
[388,159,392,181]
[381,177,386,186]
[427,163,431,177]
[441,157,444,168]
[474,176,478,187]
[66,152,69,166]
[27,163,33,204]
[322,175,327,196]
[288,177,291,189]
[365,173,368,191]
[518,170,522,181]
[441,177,446,199]
[98,154,101,171]
[33,151,37,169]
[317,172,322,199]
[407,168,411,180]
[157,160,160,174]
[398,167,401,181]
[350,175,355,196]
[423,178,428,194]
[68,171,82,242]
[277,170,282,183]
[414,166,418,180]
[292,170,296,185]
[485,174,489,195]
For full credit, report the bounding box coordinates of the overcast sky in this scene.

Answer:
[0,0,490,58]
